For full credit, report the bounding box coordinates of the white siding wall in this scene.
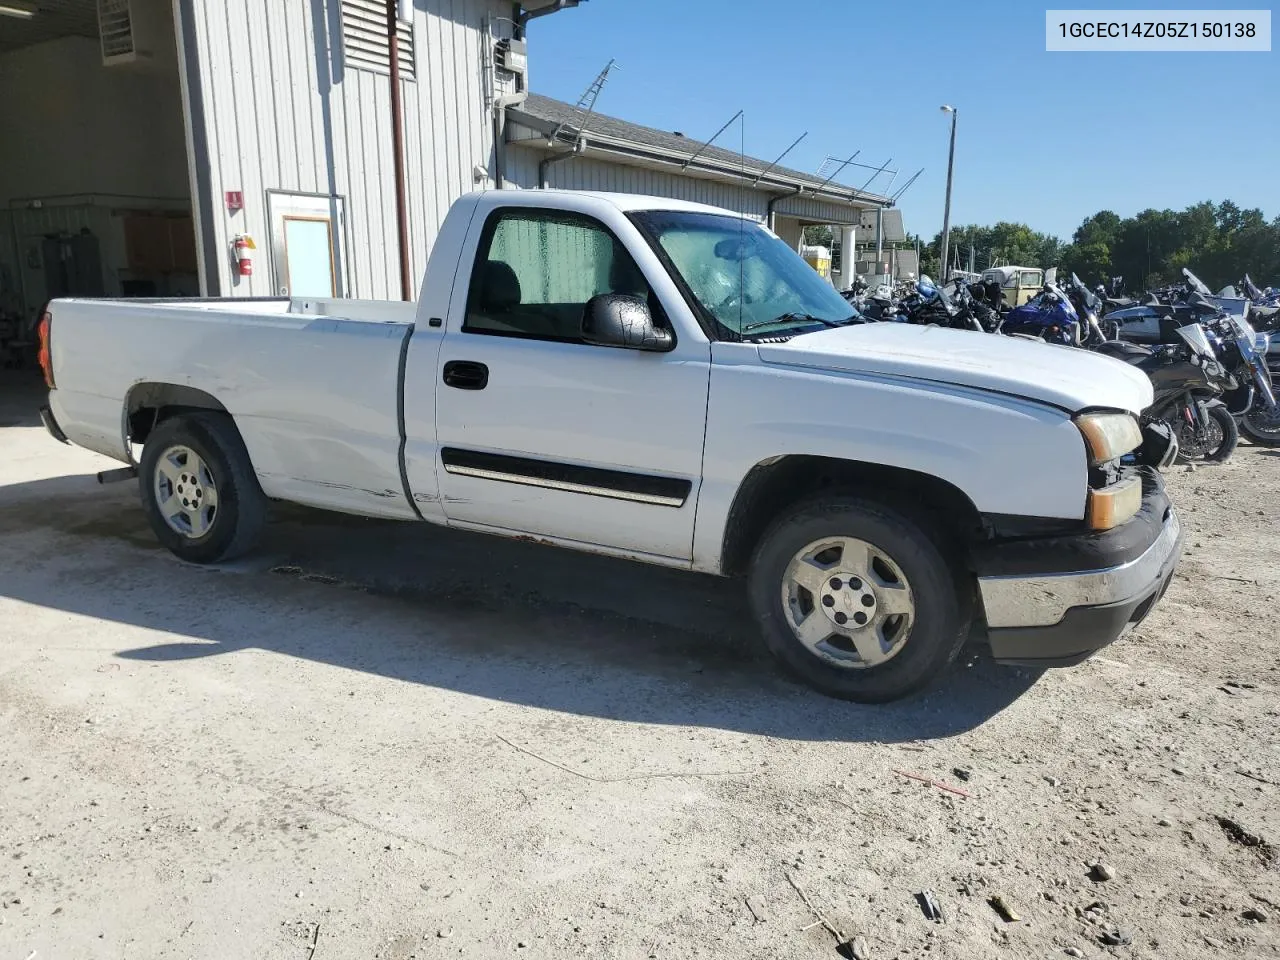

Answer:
[184,0,509,298]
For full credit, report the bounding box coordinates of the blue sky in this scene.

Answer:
[526,0,1279,242]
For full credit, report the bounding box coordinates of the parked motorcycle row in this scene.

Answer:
[841,268,1280,465]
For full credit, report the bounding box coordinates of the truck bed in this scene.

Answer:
[47,296,422,520]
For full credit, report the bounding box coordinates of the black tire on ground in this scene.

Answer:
[1240,404,1280,447]
[1175,400,1239,463]
[747,496,971,703]
[137,412,268,564]
[1201,401,1238,463]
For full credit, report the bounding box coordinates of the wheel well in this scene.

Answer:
[720,456,984,577]
[125,383,228,444]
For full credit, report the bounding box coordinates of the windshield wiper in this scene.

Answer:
[741,312,857,333]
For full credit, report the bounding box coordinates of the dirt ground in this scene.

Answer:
[1,372,1277,960]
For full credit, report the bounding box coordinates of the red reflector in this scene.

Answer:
[37,311,54,388]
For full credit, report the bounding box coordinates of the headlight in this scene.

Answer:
[1075,412,1143,465]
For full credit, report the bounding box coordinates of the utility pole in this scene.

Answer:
[938,105,957,283]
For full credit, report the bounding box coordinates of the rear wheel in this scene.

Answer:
[748,496,970,702]
[138,413,267,563]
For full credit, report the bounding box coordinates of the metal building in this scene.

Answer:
[0,0,904,349]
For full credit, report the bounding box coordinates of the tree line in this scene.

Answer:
[920,201,1280,292]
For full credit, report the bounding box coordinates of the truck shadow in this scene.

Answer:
[0,471,1043,743]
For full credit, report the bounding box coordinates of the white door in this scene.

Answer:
[431,207,711,562]
[266,192,347,297]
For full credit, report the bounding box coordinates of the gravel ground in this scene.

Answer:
[1,374,1278,960]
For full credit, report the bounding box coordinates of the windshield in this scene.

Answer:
[1070,272,1101,312]
[629,211,855,337]
[1231,312,1258,343]
[1176,323,1214,358]
[1044,282,1078,319]
[1182,267,1213,295]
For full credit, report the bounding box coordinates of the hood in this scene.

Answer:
[756,324,1152,414]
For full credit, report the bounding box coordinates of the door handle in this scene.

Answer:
[442,360,489,390]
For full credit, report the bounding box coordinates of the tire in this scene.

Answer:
[1240,403,1280,447]
[747,496,971,703]
[1201,402,1238,462]
[1174,400,1237,463]
[138,412,268,563]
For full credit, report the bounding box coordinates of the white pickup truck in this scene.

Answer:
[38,190,1183,702]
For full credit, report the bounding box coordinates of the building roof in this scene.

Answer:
[508,94,893,208]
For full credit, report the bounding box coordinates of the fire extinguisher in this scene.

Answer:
[232,234,256,277]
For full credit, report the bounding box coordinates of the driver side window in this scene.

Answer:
[464,209,657,341]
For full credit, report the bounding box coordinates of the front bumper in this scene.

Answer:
[976,470,1184,666]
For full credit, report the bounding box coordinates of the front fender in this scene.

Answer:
[693,352,1089,573]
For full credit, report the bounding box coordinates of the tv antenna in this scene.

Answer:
[817,154,899,177]
[891,168,924,202]
[813,151,861,192]
[549,59,618,145]
[682,109,744,169]
[753,132,807,185]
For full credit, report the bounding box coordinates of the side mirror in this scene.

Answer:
[581,294,674,352]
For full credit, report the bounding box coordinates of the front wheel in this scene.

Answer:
[747,497,970,702]
[1175,400,1237,463]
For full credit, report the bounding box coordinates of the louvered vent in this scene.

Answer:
[341,0,415,79]
[98,0,136,65]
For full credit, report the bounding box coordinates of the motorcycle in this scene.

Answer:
[1218,310,1280,447]
[859,282,904,322]
[1107,269,1221,344]
[1094,320,1238,463]
[905,277,984,331]
[1175,270,1280,446]
[1000,281,1084,345]
[1240,273,1280,332]
[943,278,1003,332]
[1064,273,1116,344]
[841,277,870,309]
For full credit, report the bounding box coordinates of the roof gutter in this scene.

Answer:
[767,187,804,231]
[539,136,587,188]
[518,0,581,24]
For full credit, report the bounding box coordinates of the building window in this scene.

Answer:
[341,0,416,80]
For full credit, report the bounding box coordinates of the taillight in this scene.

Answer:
[37,311,54,388]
